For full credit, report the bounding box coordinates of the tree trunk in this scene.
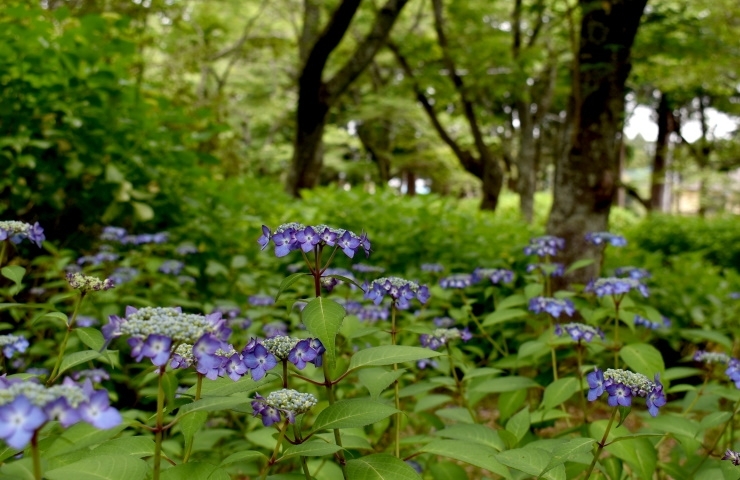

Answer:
[516,101,537,222]
[650,92,673,211]
[357,119,393,184]
[546,0,648,287]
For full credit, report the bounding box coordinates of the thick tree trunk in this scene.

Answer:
[650,92,673,211]
[546,0,647,286]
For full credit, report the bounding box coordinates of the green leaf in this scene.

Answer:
[45,454,148,480]
[471,376,539,393]
[505,407,530,444]
[45,423,127,458]
[186,376,272,397]
[482,308,528,327]
[495,294,527,310]
[619,343,665,378]
[348,345,442,371]
[0,457,35,480]
[546,438,596,470]
[541,377,579,410]
[429,462,469,480]
[302,297,345,370]
[663,367,703,381]
[1,265,25,285]
[76,327,105,351]
[219,450,267,467]
[275,273,311,302]
[176,396,248,419]
[58,350,101,377]
[35,311,69,328]
[496,447,552,477]
[566,258,595,274]
[646,414,699,439]
[607,437,656,479]
[435,424,505,451]
[90,437,155,458]
[680,329,733,350]
[279,440,343,461]
[312,399,398,432]
[420,440,510,478]
[616,406,631,428]
[160,463,229,480]
[346,453,422,480]
[497,389,527,422]
[323,273,364,290]
[178,410,208,444]
[131,201,154,221]
[699,411,732,430]
[358,367,405,399]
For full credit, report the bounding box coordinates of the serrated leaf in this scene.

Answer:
[178,410,208,443]
[279,440,343,461]
[346,453,422,480]
[45,454,148,480]
[421,440,510,478]
[91,437,155,458]
[496,447,552,476]
[482,308,528,326]
[545,438,596,470]
[471,376,539,393]
[348,345,442,371]
[495,294,527,310]
[619,343,665,378]
[219,450,267,466]
[302,297,345,370]
[76,327,105,351]
[1,265,25,285]
[541,377,579,410]
[275,273,311,302]
[311,399,399,432]
[45,423,127,458]
[358,367,405,399]
[58,350,101,377]
[176,396,247,419]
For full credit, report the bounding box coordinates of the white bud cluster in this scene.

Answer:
[120,307,219,343]
[0,221,31,235]
[263,336,301,360]
[694,351,731,364]
[66,273,114,292]
[604,369,656,397]
[0,380,88,408]
[370,277,422,292]
[431,328,462,342]
[265,389,317,415]
[173,344,194,365]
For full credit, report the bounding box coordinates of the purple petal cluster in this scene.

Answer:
[109,267,139,285]
[0,335,29,359]
[527,263,565,277]
[0,221,45,247]
[614,266,651,280]
[726,358,740,389]
[523,235,565,257]
[101,227,168,245]
[554,323,604,342]
[71,369,110,383]
[433,317,456,328]
[158,260,185,275]
[352,263,385,274]
[633,315,670,330]
[321,268,357,292]
[723,449,740,466]
[251,389,317,427]
[528,297,576,319]
[439,274,473,289]
[262,321,288,338]
[66,273,115,292]
[584,232,627,247]
[420,327,472,350]
[586,368,666,417]
[421,263,444,273]
[77,249,119,266]
[262,336,325,369]
[356,305,390,323]
[585,277,649,298]
[248,294,275,307]
[259,223,370,259]
[364,277,430,309]
[693,351,740,389]
[0,377,121,449]
[473,268,515,285]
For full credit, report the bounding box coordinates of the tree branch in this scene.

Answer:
[209,0,270,61]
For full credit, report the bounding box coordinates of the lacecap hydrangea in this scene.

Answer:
[258,223,370,259]
[363,277,430,309]
[587,368,666,417]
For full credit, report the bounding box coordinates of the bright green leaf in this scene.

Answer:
[348,345,442,371]
[279,440,343,461]
[619,343,665,378]
[303,297,345,370]
[45,454,148,480]
[541,377,579,410]
[346,453,422,480]
[311,398,399,432]
[421,440,510,478]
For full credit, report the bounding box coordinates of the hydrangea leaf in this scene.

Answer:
[311,398,399,432]
[348,345,442,371]
[619,343,665,378]
[278,441,343,461]
[302,297,345,370]
[421,440,510,478]
[541,377,579,411]
[346,453,422,480]
[275,273,311,302]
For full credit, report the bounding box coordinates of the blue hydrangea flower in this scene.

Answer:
[420,328,472,350]
[175,243,198,255]
[523,236,565,257]
[527,263,565,277]
[248,294,275,307]
[262,321,288,338]
[0,395,47,449]
[356,305,389,323]
[587,368,666,416]
[259,223,370,259]
[109,267,139,285]
[433,317,456,328]
[614,266,651,280]
[472,268,514,285]
[321,268,357,292]
[242,340,278,381]
[0,335,29,359]
[528,297,576,318]
[251,389,317,427]
[555,323,604,342]
[72,369,110,383]
[584,232,627,247]
[421,263,444,273]
[364,277,430,309]
[77,250,119,266]
[633,315,670,330]
[158,260,185,275]
[0,221,45,247]
[100,226,127,242]
[722,449,740,466]
[586,369,605,401]
[439,274,473,289]
[352,263,385,274]
[585,277,648,298]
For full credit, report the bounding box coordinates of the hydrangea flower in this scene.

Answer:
[527,263,565,277]
[356,305,390,323]
[420,328,472,350]
[321,268,357,292]
[76,316,99,328]
[0,377,121,449]
[433,317,456,328]
[0,221,45,247]
[72,369,110,383]
[109,267,139,285]
[421,263,444,273]
[119,232,169,245]
[523,236,565,257]
[103,306,231,367]
[693,350,731,365]
[262,321,288,338]
[242,340,278,381]
[585,277,649,298]
[66,273,115,292]
[352,263,385,274]
[262,336,325,370]
[258,223,370,259]
[633,315,670,330]
[725,359,740,389]
[584,232,627,247]
[417,358,438,370]
[338,300,363,316]
[248,295,275,307]
[722,449,740,466]
[364,277,430,309]
[77,250,119,266]
[554,323,604,342]
[528,297,576,318]
[614,266,651,280]
[0,335,29,359]
[586,368,666,417]
[473,268,514,285]
[251,389,317,426]
[439,274,473,289]
[158,260,185,275]
[100,226,127,242]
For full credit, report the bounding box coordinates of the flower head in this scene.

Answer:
[585,232,627,247]
[633,315,670,330]
[242,340,278,381]
[421,263,444,273]
[248,294,275,307]
[528,297,576,318]
[352,263,385,274]
[0,221,45,247]
[263,336,324,369]
[722,449,740,466]
[527,263,565,277]
[364,277,430,309]
[0,335,29,359]
[555,323,604,342]
[473,268,514,285]
[66,273,115,292]
[251,389,317,426]
[614,266,651,280]
[158,260,185,275]
[585,277,648,298]
[109,267,139,285]
[420,328,472,350]
[586,368,666,416]
[439,274,473,289]
[523,236,565,257]
[259,223,370,259]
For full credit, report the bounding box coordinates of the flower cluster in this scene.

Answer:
[725,359,740,389]
[0,221,45,247]
[587,368,666,416]
[158,260,185,275]
[110,267,139,285]
[248,294,275,307]
[433,317,455,328]
[262,336,325,369]
[251,389,317,426]
[584,232,627,247]
[0,335,29,359]
[527,263,565,277]
[693,350,731,365]
[77,248,119,266]
[523,235,565,257]
[473,268,515,285]
[0,377,121,449]
[72,369,110,383]
[66,273,115,292]
[555,323,604,342]
[321,268,357,292]
[633,315,670,330]
[614,266,651,280]
[528,297,576,318]
[421,263,444,273]
[258,223,370,259]
[420,328,472,350]
[263,321,288,338]
[439,274,473,289]
[352,263,384,274]
[723,449,740,466]
[364,277,430,309]
[585,277,648,298]
[100,227,168,245]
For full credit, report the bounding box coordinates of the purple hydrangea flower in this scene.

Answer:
[100,226,127,242]
[242,341,278,381]
[417,358,438,370]
[0,221,45,247]
[364,277,430,309]
[420,328,472,350]
[439,274,473,289]
[248,294,275,307]
[263,321,288,338]
[356,305,389,322]
[606,383,632,407]
[141,334,173,367]
[0,396,47,449]
[352,263,385,274]
[287,339,317,370]
[527,263,565,277]
[259,223,370,259]
[722,449,740,466]
[78,388,123,429]
[586,369,605,401]
[158,260,185,275]
[585,232,627,247]
[585,277,648,298]
[421,263,444,273]
[614,266,651,280]
[633,314,670,330]
[433,317,456,328]
[321,268,357,292]
[587,368,666,416]
[528,297,576,318]
[555,323,604,342]
[0,335,29,359]
[251,390,317,427]
[523,235,565,257]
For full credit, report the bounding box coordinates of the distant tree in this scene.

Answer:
[287,0,409,197]
[547,0,648,284]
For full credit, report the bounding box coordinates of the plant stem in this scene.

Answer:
[446,343,476,422]
[182,374,205,463]
[31,430,42,480]
[323,361,348,480]
[584,407,619,479]
[195,373,203,401]
[613,297,622,368]
[692,396,740,474]
[261,420,291,479]
[153,366,166,480]
[283,359,289,388]
[460,294,505,356]
[575,341,588,422]
[391,303,402,458]
[301,456,312,480]
[0,241,7,267]
[549,316,559,381]
[47,292,86,386]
